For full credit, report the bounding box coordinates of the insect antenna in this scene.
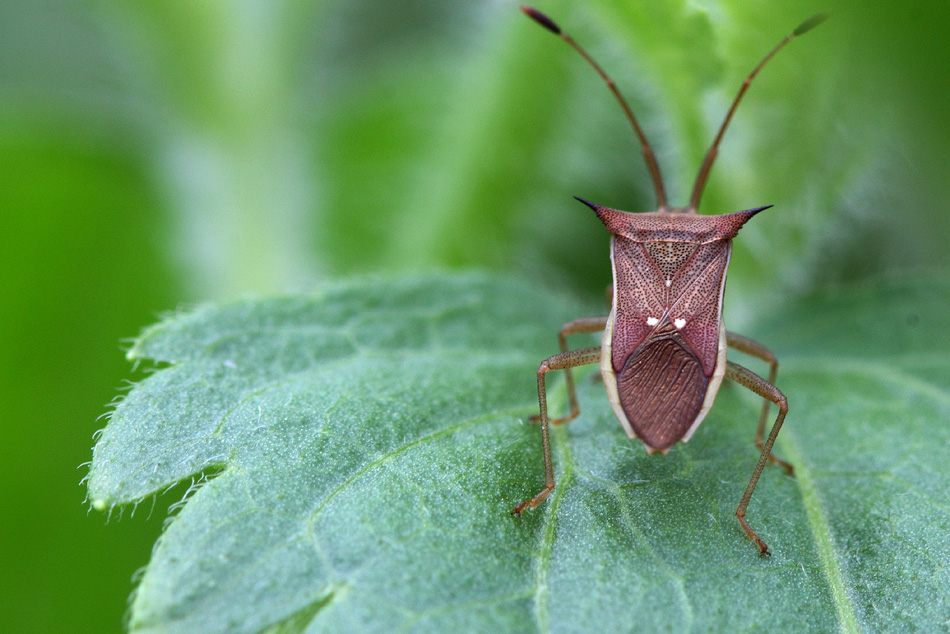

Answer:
[688,13,828,212]
[521,5,668,209]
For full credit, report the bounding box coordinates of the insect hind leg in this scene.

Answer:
[514,345,602,516]
[726,331,794,475]
[725,360,788,555]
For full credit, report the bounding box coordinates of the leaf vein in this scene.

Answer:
[777,430,861,634]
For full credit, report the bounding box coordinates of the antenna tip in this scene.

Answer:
[520,5,561,35]
[793,13,829,37]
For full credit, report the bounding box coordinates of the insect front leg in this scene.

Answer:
[513,345,602,516]
[725,361,788,555]
[726,331,794,475]
[530,317,608,425]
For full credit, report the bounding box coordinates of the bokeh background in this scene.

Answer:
[2,1,948,632]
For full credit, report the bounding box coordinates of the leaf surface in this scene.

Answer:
[89,272,950,633]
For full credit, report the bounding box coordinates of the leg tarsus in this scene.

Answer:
[512,485,553,516]
[737,511,771,556]
[528,413,576,426]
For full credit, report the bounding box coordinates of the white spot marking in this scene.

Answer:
[665,279,671,287]
[646,317,659,326]
[674,318,686,329]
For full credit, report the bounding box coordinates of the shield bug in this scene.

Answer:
[514,6,827,555]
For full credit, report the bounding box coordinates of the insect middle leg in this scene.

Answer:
[513,345,602,516]
[530,316,608,425]
[725,360,788,555]
[726,331,794,475]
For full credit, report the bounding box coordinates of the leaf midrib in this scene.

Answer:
[777,430,861,634]
[531,420,575,634]
[773,351,950,633]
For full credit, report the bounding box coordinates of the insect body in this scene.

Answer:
[514,6,826,555]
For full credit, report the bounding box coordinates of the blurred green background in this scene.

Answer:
[2,0,947,632]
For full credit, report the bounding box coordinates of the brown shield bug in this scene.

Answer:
[514,6,827,555]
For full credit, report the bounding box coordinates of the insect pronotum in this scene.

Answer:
[514,6,827,555]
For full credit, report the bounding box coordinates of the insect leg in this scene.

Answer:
[513,345,602,516]
[531,317,608,425]
[726,331,794,475]
[725,360,788,555]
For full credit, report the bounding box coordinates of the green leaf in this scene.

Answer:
[89,271,950,633]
